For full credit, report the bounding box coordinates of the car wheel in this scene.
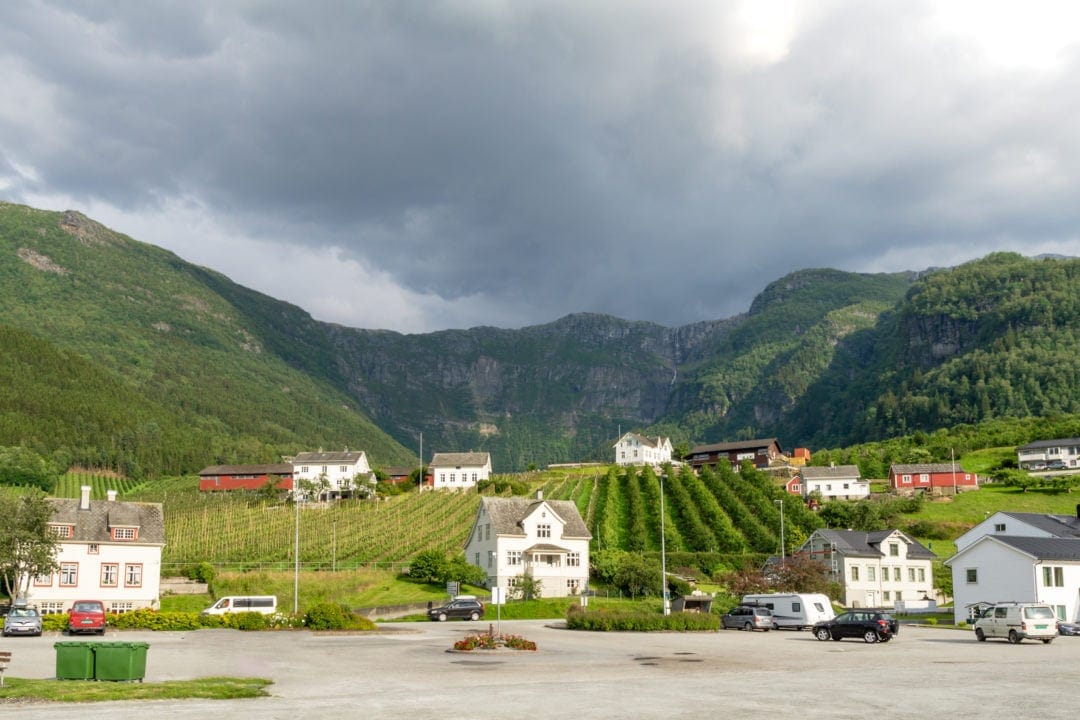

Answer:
[743,622,753,631]
[815,627,831,641]
[975,628,986,642]
[1042,638,1053,644]
[863,630,878,643]
[470,611,480,621]
[1008,630,1020,644]
[97,628,106,636]
[438,613,447,622]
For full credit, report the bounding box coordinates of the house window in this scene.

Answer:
[1043,566,1065,587]
[920,474,929,484]
[895,591,903,601]
[537,524,551,538]
[101,564,119,587]
[507,577,519,589]
[487,551,494,568]
[112,527,137,540]
[485,524,491,541]
[889,543,899,556]
[507,551,522,566]
[567,552,581,567]
[867,566,876,582]
[475,553,480,566]
[994,523,1006,532]
[850,566,860,581]
[892,567,901,582]
[883,591,890,601]
[60,563,78,586]
[340,466,348,473]
[51,525,73,538]
[125,564,143,587]
[901,475,911,484]
[301,466,309,473]
[88,544,99,555]
[918,567,926,582]
[110,602,134,614]
[908,568,916,582]
[966,568,978,584]
[472,473,478,482]
[39,602,64,615]
[567,578,581,593]
[34,573,52,586]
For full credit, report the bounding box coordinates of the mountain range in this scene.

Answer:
[2,201,1078,475]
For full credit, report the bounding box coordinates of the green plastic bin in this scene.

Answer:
[54,641,96,680]
[92,641,149,682]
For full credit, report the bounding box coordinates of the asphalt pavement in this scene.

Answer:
[3,621,1078,719]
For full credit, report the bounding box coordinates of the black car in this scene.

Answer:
[813,610,897,643]
[1058,621,1080,636]
[427,597,485,622]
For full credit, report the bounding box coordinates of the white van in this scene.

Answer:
[201,596,278,616]
[973,602,1057,644]
[741,593,835,630]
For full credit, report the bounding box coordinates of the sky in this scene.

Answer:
[2,1,1080,334]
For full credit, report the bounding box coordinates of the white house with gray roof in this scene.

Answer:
[464,492,591,598]
[429,452,491,491]
[798,528,936,609]
[25,486,165,615]
[1016,437,1080,471]
[290,449,373,500]
[800,465,869,501]
[945,507,1080,624]
[614,432,673,467]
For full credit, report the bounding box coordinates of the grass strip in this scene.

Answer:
[0,676,273,703]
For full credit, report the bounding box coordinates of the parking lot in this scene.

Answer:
[3,621,1079,719]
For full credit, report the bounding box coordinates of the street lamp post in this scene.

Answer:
[775,498,785,562]
[660,472,670,615]
[293,491,300,614]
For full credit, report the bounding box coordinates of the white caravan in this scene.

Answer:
[741,593,835,630]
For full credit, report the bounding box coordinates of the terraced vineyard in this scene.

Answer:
[54,463,822,567]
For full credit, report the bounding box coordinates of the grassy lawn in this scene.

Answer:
[0,677,272,703]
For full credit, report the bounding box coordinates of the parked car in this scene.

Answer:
[813,610,897,643]
[427,596,484,622]
[1047,460,1067,471]
[721,605,775,631]
[2,602,42,637]
[974,602,1057,644]
[1058,621,1080,636]
[67,599,107,635]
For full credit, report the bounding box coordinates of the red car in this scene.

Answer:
[68,600,107,635]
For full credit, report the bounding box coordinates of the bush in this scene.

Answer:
[305,602,349,630]
[227,611,269,631]
[565,606,719,632]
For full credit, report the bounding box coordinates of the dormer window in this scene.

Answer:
[51,525,74,539]
[111,527,137,541]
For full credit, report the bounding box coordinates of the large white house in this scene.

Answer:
[945,509,1080,624]
[613,432,673,467]
[290,449,373,500]
[1016,437,1080,471]
[429,452,491,491]
[25,487,165,615]
[798,528,936,609]
[799,465,870,501]
[464,492,591,598]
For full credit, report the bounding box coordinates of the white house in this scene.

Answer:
[954,510,1080,553]
[798,528,936,609]
[464,492,591,598]
[944,535,1080,625]
[429,452,491,491]
[613,432,673,467]
[800,465,870,501]
[290,449,373,500]
[26,486,164,615]
[1016,437,1080,471]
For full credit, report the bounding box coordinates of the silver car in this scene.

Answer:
[3,604,43,637]
[721,605,776,631]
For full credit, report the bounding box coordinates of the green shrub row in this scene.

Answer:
[43,607,374,632]
[565,606,719,632]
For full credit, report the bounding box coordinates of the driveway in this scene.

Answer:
[4,621,1078,719]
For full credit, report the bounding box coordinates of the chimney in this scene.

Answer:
[107,489,117,502]
[79,485,91,511]
[536,489,543,500]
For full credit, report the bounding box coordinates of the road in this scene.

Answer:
[3,621,1077,719]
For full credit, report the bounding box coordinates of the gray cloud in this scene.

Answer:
[3,1,1080,331]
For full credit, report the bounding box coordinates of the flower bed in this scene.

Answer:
[452,630,537,652]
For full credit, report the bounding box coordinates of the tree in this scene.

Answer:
[613,553,661,599]
[510,574,543,601]
[407,549,448,584]
[0,446,59,492]
[0,491,60,600]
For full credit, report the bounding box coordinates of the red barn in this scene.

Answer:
[888,463,978,495]
[198,464,294,492]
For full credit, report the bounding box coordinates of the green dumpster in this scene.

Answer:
[54,641,96,680]
[92,642,149,682]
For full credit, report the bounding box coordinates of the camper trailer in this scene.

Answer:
[741,593,834,630]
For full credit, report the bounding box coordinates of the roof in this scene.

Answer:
[808,528,936,559]
[890,463,966,474]
[801,465,862,480]
[479,496,591,539]
[996,511,1080,539]
[291,450,367,464]
[688,438,783,454]
[48,498,165,545]
[947,535,1080,564]
[1017,437,1080,452]
[614,433,670,449]
[430,452,491,468]
[198,463,293,476]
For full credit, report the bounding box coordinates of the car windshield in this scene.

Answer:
[1023,606,1055,619]
[74,602,101,612]
[10,608,37,617]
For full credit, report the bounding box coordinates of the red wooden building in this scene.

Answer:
[198,463,294,492]
[685,438,784,470]
[888,463,979,495]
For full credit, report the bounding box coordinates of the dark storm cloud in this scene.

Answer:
[2,1,1080,331]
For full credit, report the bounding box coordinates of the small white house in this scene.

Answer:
[800,465,869,501]
[944,535,1080,625]
[613,432,673,467]
[1016,437,1080,470]
[26,487,165,615]
[798,528,936,609]
[464,492,591,598]
[954,510,1080,553]
[290,449,373,500]
[429,452,491,491]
